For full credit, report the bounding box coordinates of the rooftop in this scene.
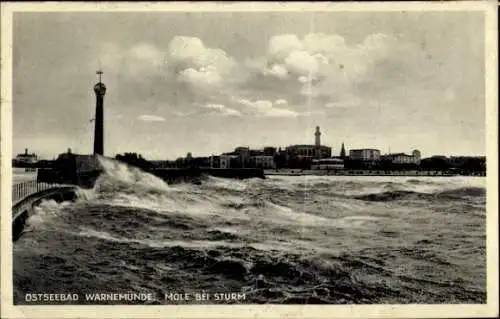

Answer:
[287,144,331,149]
[350,148,380,152]
[385,153,411,156]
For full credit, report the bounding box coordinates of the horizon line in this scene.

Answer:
[14,148,487,162]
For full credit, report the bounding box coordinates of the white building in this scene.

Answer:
[384,150,421,165]
[14,148,38,164]
[412,150,421,164]
[285,126,332,159]
[349,149,381,161]
[311,158,344,170]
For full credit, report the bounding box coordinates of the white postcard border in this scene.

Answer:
[1,2,498,318]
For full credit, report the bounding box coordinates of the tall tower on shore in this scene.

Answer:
[315,126,321,147]
[314,126,321,158]
[93,70,106,155]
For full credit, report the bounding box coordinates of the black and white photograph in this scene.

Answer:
[1,2,498,318]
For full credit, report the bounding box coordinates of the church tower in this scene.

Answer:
[340,142,346,159]
[93,70,106,155]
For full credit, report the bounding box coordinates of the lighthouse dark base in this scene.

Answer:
[93,95,104,155]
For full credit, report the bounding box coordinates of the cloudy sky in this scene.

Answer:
[13,10,485,160]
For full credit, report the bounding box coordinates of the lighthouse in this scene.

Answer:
[93,70,106,155]
[314,126,321,158]
[315,126,321,147]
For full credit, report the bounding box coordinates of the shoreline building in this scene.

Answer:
[203,127,334,169]
[382,150,421,165]
[250,155,276,169]
[235,147,250,167]
[286,126,332,160]
[218,146,277,169]
[219,154,239,168]
[13,148,38,166]
[311,158,345,170]
[349,149,381,161]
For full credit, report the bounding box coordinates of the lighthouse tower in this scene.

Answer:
[315,126,321,147]
[314,126,321,158]
[93,70,106,155]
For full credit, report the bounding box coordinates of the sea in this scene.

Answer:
[13,158,486,304]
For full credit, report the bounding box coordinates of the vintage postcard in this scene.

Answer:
[1,1,498,318]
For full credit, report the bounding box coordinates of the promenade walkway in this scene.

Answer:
[12,180,65,207]
[12,178,78,241]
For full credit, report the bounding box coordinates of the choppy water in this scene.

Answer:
[13,158,486,304]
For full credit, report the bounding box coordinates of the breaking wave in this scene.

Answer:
[94,157,171,195]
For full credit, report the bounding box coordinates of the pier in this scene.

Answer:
[12,179,78,241]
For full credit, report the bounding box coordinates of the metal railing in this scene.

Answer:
[12,180,62,205]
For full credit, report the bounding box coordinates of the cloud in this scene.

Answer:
[93,32,425,120]
[236,99,272,110]
[247,32,422,102]
[221,108,242,117]
[268,34,304,61]
[264,108,299,118]
[168,36,235,71]
[303,33,346,54]
[129,43,166,67]
[263,64,289,79]
[200,103,226,110]
[234,98,298,118]
[284,50,324,76]
[137,114,166,122]
[324,96,364,109]
[197,103,242,117]
[94,37,239,98]
[173,110,198,117]
[301,110,327,117]
[298,75,311,84]
[168,36,236,91]
[178,67,223,89]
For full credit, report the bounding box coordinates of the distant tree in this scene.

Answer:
[286,152,301,169]
[273,152,287,169]
[378,159,394,171]
[300,158,312,170]
[344,159,365,170]
[35,160,55,169]
[454,157,486,174]
[420,157,451,171]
